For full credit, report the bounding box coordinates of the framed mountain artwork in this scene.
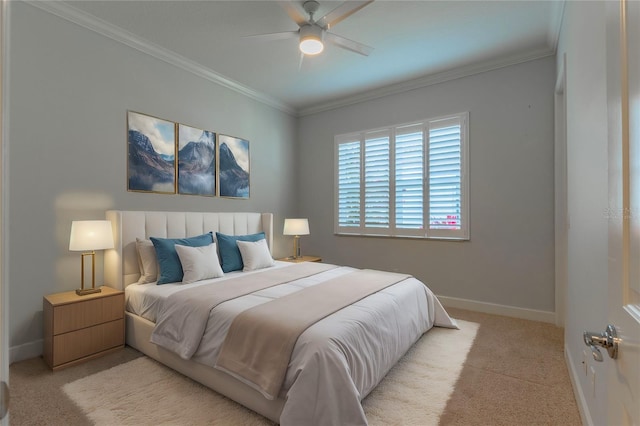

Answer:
[177,124,216,196]
[127,111,176,193]
[218,134,250,199]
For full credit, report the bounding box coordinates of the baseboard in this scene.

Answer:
[564,344,593,426]
[437,295,556,323]
[9,299,553,362]
[9,339,43,364]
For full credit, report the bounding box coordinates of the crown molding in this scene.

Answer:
[548,0,566,50]
[26,0,297,116]
[297,48,556,116]
[26,0,559,119]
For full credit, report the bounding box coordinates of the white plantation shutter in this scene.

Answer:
[395,124,424,231]
[364,131,390,229]
[428,118,461,231]
[427,114,468,239]
[335,112,468,239]
[337,140,361,228]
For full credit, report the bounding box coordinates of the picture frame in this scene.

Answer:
[178,123,216,197]
[127,111,176,194]
[218,134,250,199]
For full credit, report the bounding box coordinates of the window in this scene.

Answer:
[335,112,469,240]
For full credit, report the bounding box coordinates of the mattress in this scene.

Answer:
[125,261,455,425]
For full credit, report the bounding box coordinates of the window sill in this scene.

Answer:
[334,232,469,241]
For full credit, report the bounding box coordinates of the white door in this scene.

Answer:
[606,1,640,425]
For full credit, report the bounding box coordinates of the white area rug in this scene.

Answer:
[64,320,479,426]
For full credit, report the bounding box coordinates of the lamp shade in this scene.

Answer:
[69,220,114,251]
[283,218,310,236]
[299,25,324,55]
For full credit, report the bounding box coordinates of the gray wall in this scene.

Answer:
[8,2,298,355]
[8,2,558,359]
[556,2,609,425]
[298,56,556,313]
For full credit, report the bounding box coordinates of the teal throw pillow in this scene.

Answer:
[216,232,265,273]
[151,232,213,284]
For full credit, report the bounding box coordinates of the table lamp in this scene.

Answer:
[69,220,114,295]
[283,218,310,259]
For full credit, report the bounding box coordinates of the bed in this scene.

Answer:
[104,210,456,425]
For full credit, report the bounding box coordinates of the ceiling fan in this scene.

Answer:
[247,0,374,57]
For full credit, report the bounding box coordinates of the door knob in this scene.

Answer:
[583,324,620,362]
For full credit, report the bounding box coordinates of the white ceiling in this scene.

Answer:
[55,0,564,115]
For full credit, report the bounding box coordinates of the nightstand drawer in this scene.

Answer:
[52,318,124,366]
[53,294,124,334]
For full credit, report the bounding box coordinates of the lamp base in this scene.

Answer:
[76,287,101,296]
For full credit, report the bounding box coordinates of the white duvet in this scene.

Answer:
[126,262,456,425]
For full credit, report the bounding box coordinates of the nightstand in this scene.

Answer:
[277,255,322,263]
[43,286,124,370]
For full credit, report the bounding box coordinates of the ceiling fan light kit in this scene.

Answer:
[299,25,324,55]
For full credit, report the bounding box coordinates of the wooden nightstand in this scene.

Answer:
[277,255,322,263]
[43,286,124,370]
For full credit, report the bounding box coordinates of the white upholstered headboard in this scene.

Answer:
[104,211,273,290]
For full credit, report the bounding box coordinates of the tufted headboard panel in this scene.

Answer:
[104,211,273,289]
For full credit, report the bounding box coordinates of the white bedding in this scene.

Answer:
[125,261,293,321]
[126,262,456,425]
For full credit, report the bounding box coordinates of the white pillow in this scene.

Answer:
[136,238,158,284]
[175,242,224,284]
[237,239,275,271]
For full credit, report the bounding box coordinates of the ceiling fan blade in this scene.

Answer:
[277,1,308,27]
[325,32,373,56]
[243,31,298,41]
[317,0,374,29]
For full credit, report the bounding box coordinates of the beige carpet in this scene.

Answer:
[62,320,479,426]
